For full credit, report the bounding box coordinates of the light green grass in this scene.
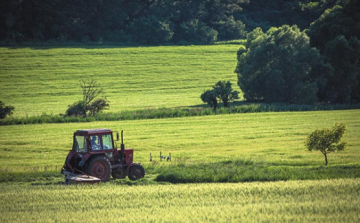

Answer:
[1,44,360,222]
[1,179,359,222]
[0,110,359,174]
[0,45,242,117]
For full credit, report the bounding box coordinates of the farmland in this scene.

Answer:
[1,179,359,222]
[0,44,360,222]
[0,110,359,221]
[0,44,242,117]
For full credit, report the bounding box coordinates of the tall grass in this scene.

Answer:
[1,179,359,222]
[2,103,360,125]
[155,159,360,183]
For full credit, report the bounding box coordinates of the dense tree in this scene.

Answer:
[305,123,347,166]
[0,0,248,44]
[213,81,239,107]
[237,0,345,32]
[307,0,360,103]
[201,90,218,111]
[235,25,332,104]
[173,19,218,45]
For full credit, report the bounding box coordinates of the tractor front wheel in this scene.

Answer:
[85,156,111,182]
[128,164,145,181]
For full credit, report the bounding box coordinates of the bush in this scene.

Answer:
[0,101,15,119]
[66,100,86,117]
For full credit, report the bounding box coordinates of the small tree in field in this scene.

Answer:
[305,123,347,166]
[201,81,239,110]
[213,81,239,107]
[66,79,109,117]
[201,90,218,111]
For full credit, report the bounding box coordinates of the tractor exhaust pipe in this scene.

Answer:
[121,130,125,154]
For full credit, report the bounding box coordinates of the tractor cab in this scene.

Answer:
[73,129,116,159]
[61,129,144,182]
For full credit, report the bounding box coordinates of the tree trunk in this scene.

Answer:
[324,153,328,166]
[223,98,228,107]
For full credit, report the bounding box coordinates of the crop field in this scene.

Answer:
[0,44,241,117]
[1,45,360,222]
[1,179,359,223]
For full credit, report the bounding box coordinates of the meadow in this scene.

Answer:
[0,44,360,222]
[0,44,242,117]
[0,109,359,182]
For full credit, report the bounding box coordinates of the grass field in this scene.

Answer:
[0,110,359,179]
[1,179,359,222]
[1,44,360,222]
[0,44,242,117]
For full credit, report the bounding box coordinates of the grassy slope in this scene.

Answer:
[0,45,241,117]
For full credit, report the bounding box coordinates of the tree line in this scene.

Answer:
[1,0,248,45]
[0,0,347,45]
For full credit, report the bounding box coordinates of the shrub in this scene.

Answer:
[0,101,15,119]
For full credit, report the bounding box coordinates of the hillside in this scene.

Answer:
[0,44,241,117]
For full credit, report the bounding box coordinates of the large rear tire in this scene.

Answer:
[128,164,145,181]
[85,156,111,182]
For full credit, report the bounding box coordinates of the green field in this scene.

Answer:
[1,179,359,223]
[1,45,360,222]
[1,110,359,171]
[0,44,241,117]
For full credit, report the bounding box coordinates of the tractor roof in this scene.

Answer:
[75,129,112,134]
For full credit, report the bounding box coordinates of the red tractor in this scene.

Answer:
[61,129,145,182]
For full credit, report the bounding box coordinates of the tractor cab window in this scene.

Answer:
[74,136,88,153]
[102,134,113,150]
[90,135,101,151]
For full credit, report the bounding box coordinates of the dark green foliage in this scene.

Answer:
[307,0,360,103]
[128,15,173,44]
[87,98,110,117]
[236,25,332,104]
[173,19,218,45]
[0,0,248,45]
[66,100,86,117]
[201,81,239,109]
[212,17,247,40]
[0,101,14,119]
[201,90,218,111]
[213,81,239,107]
[66,79,109,117]
[305,123,347,166]
[238,0,345,31]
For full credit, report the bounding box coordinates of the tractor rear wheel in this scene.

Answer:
[85,156,111,182]
[128,164,145,181]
